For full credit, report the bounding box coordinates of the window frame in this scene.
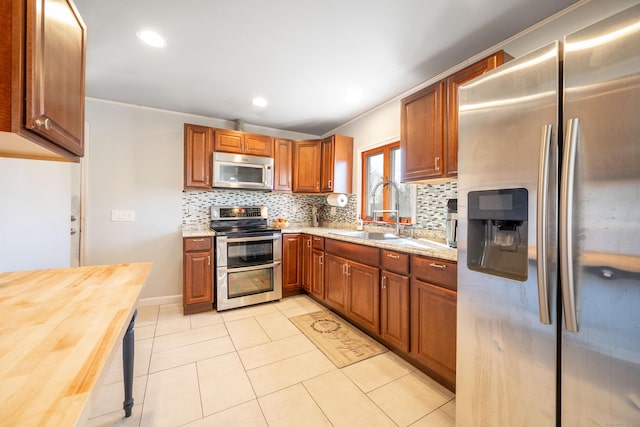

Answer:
[361,141,411,224]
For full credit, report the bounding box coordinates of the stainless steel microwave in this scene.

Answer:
[212,152,274,191]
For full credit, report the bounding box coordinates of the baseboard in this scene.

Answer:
[137,294,182,307]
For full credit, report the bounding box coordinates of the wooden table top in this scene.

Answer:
[0,262,152,426]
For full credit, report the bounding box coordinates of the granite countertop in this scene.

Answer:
[283,227,458,262]
[181,224,215,238]
[180,224,457,262]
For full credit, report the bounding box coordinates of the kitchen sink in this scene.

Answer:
[329,231,400,240]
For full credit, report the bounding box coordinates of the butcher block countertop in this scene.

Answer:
[0,262,152,426]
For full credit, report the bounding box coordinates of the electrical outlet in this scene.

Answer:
[111,210,136,222]
[330,207,336,215]
[189,205,197,214]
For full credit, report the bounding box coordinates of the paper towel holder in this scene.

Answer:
[326,193,348,207]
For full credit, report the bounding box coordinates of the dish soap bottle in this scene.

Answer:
[356,215,364,231]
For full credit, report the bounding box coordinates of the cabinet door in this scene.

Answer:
[184,124,213,189]
[347,261,380,334]
[244,133,273,157]
[25,0,86,156]
[214,129,244,154]
[301,235,312,292]
[311,249,325,299]
[320,136,335,192]
[400,81,445,181]
[292,140,321,192]
[445,51,507,177]
[282,234,302,294]
[324,253,347,312]
[274,138,293,192]
[381,270,410,352]
[411,278,457,389]
[184,251,213,307]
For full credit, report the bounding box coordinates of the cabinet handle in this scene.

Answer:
[34,116,51,130]
[207,256,211,266]
[386,253,400,259]
[192,238,204,242]
[313,237,321,241]
[307,240,311,247]
[328,179,332,188]
[429,262,446,269]
[319,255,323,265]
[435,156,440,170]
[342,264,347,275]
[347,264,351,276]
[381,275,387,289]
[316,182,320,189]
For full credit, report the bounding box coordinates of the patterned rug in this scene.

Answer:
[290,310,387,368]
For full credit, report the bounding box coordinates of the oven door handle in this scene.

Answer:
[220,261,282,273]
[221,234,282,243]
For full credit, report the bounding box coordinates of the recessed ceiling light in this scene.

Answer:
[136,30,166,48]
[252,97,268,107]
[345,87,362,104]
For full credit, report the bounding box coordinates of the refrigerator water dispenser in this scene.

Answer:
[467,188,528,281]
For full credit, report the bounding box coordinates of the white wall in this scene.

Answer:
[84,99,316,299]
[0,157,71,272]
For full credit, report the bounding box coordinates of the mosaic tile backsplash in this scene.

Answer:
[182,180,457,232]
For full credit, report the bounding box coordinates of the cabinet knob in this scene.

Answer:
[34,116,51,130]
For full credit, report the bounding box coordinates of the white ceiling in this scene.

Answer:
[74,0,578,136]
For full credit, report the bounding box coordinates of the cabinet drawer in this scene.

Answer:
[381,250,410,275]
[325,239,380,266]
[412,256,457,291]
[311,235,324,250]
[184,237,212,252]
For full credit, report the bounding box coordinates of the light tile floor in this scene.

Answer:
[87,295,455,427]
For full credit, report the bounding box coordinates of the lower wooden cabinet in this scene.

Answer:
[282,234,302,296]
[381,270,410,352]
[183,237,214,314]
[324,239,381,335]
[410,274,457,391]
[301,235,312,292]
[324,253,348,312]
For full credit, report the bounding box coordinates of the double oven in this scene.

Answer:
[211,206,282,311]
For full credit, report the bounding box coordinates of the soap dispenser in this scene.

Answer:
[356,215,364,231]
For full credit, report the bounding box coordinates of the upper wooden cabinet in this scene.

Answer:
[320,134,353,193]
[184,124,213,189]
[214,128,273,157]
[401,51,508,181]
[401,81,445,181]
[0,0,86,161]
[292,134,353,193]
[444,52,509,177]
[292,139,322,192]
[273,138,293,192]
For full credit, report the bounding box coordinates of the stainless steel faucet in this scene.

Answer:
[370,178,400,235]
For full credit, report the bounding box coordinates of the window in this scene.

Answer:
[361,142,412,224]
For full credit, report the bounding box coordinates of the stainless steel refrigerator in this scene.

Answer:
[456,5,640,426]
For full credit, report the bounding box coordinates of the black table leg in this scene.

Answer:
[122,309,137,417]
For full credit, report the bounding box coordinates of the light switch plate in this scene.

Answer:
[111,210,136,221]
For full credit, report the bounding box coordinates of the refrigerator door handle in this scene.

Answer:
[560,117,580,333]
[536,124,553,325]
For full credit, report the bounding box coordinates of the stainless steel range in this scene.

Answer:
[210,206,282,311]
